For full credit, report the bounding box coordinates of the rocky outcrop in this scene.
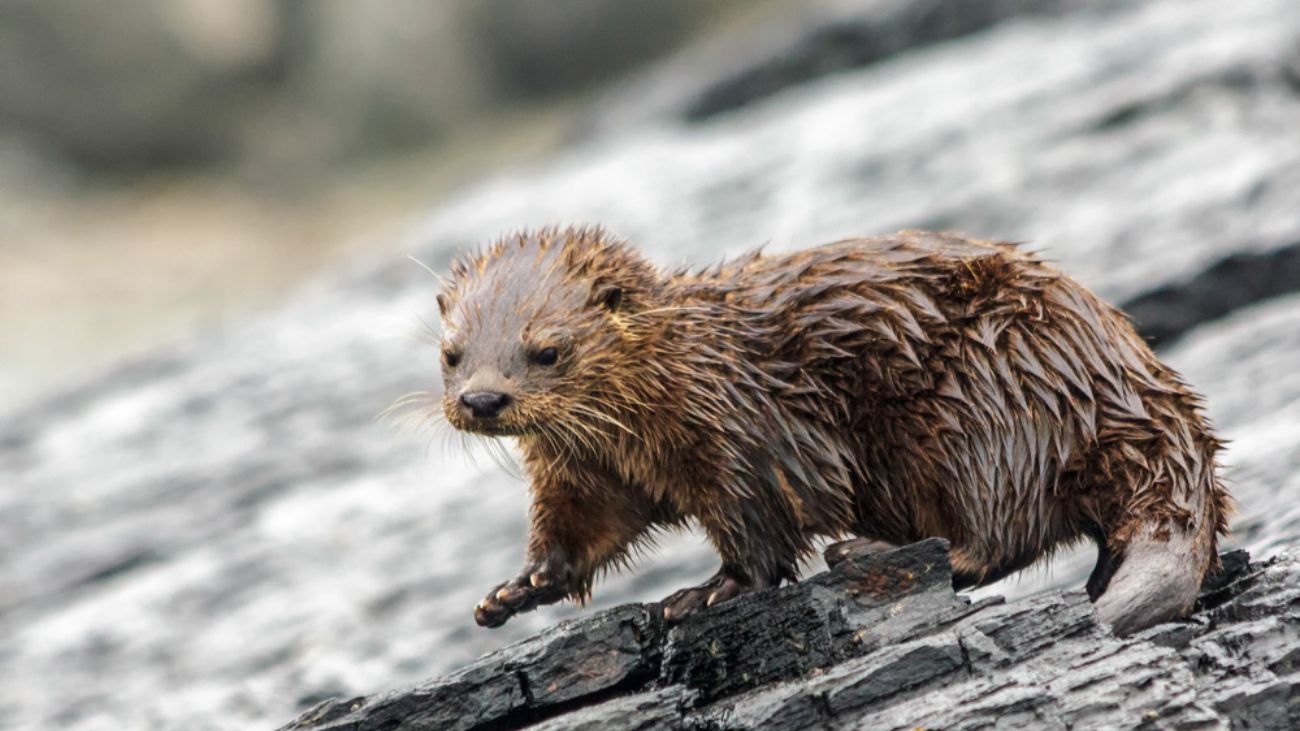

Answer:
[280,540,1299,730]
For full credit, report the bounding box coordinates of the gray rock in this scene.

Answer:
[659,539,978,703]
[280,540,1300,730]
[5,0,1300,728]
[464,0,734,98]
[0,0,278,168]
[584,0,1102,133]
[0,1,757,172]
[280,604,663,731]
[1121,239,1300,349]
[527,687,695,731]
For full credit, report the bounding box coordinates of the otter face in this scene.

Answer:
[437,229,652,440]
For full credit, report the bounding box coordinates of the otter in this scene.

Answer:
[435,226,1230,636]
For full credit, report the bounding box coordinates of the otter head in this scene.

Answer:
[437,227,662,441]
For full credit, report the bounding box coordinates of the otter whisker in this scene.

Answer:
[558,416,602,454]
[455,431,478,469]
[569,409,614,444]
[587,388,648,412]
[395,410,445,435]
[477,435,523,480]
[435,419,460,462]
[377,391,439,422]
[414,313,443,343]
[569,402,639,440]
[536,428,576,474]
[377,314,443,347]
[407,253,449,288]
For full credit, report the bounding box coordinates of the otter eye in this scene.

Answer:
[442,350,462,369]
[600,286,622,312]
[531,347,559,367]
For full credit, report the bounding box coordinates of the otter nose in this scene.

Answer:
[460,391,511,419]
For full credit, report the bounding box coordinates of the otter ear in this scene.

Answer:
[593,285,623,312]
[436,293,450,318]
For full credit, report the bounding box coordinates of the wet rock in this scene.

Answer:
[584,0,1101,134]
[660,538,972,703]
[527,687,695,731]
[279,604,663,731]
[281,541,1300,730]
[1122,240,1300,349]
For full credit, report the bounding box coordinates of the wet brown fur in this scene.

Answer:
[436,226,1232,631]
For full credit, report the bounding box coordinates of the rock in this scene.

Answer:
[526,687,695,731]
[582,0,1101,134]
[659,539,982,703]
[463,0,738,98]
[1120,240,1300,349]
[0,0,279,168]
[0,1,757,172]
[280,604,663,730]
[5,0,1300,728]
[280,540,1300,730]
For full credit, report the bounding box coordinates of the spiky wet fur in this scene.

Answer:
[438,226,1232,633]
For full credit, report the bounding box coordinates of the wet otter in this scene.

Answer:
[436,226,1230,636]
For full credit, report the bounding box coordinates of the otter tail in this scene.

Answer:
[1084,352,1235,635]
[1092,521,1209,636]
[1091,450,1228,636]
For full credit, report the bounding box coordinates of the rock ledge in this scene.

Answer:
[279,540,1300,730]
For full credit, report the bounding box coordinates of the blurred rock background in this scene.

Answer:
[0,0,779,407]
[3,1,1300,730]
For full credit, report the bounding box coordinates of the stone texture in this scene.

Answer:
[527,687,694,731]
[280,541,1300,730]
[280,604,663,731]
[1122,240,1300,349]
[584,0,1095,133]
[659,539,975,703]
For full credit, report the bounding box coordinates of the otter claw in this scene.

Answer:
[662,574,752,623]
[474,565,571,628]
[474,595,511,628]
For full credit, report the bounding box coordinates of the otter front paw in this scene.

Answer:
[474,565,571,628]
[661,570,766,623]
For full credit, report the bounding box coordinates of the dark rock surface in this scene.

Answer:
[585,0,1102,133]
[281,540,1300,730]
[282,603,664,731]
[4,0,1300,729]
[1121,240,1300,349]
[463,0,725,98]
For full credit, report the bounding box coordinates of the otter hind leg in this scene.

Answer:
[949,545,1041,590]
[1084,523,1122,601]
[661,566,777,623]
